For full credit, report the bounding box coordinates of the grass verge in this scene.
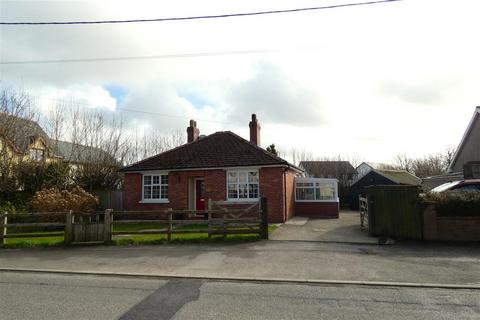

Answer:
[1,224,277,248]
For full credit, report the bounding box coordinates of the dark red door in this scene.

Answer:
[196,180,205,211]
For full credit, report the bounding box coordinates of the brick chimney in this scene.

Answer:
[249,114,261,146]
[187,120,200,143]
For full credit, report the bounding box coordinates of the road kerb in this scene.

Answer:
[0,267,479,290]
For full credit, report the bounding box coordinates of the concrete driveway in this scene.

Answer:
[271,210,378,244]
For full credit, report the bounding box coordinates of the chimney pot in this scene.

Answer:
[249,113,261,146]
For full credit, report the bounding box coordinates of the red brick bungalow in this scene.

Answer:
[119,115,303,223]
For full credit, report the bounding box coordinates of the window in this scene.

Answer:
[143,174,168,200]
[227,170,259,200]
[29,148,44,161]
[295,178,338,202]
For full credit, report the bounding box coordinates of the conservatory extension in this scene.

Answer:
[294,177,340,218]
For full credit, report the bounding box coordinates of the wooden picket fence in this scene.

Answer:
[1,198,269,246]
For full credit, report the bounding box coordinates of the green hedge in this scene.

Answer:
[425,191,480,217]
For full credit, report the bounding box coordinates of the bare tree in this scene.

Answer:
[443,145,456,170]
[394,153,414,173]
[0,88,37,195]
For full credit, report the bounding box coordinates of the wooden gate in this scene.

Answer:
[65,211,112,244]
[359,196,369,230]
[365,185,422,239]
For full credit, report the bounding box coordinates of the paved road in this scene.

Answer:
[1,272,479,320]
[1,241,480,286]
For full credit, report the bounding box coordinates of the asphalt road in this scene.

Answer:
[1,272,479,320]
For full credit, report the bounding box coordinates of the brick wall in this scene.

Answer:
[422,203,480,241]
[295,202,339,218]
[123,167,290,222]
[259,167,286,222]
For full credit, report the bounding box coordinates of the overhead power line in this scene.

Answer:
[0,0,401,26]
[0,49,274,65]
[30,94,231,124]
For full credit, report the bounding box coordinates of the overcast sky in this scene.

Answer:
[1,0,479,164]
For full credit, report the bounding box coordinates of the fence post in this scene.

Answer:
[1,212,7,246]
[260,197,268,240]
[104,209,113,244]
[222,208,228,238]
[167,209,172,241]
[207,198,212,238]
[65,210,73,245]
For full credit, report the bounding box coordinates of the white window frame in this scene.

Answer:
[140,172,169,203]
[226,169,260,201]
[29,148,44,161]
[295,177,339,202]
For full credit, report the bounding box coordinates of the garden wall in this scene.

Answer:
[422,203,480,241]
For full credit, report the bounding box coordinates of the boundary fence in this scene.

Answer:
[1,198,268,246]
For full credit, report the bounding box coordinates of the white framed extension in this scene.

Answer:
[294,177,339,203]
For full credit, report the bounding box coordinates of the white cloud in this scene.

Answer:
[1,0,480,163]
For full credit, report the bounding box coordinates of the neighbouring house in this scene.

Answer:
[300,161,357,185]
[448,106,480,173]
[0,112,112,167]
[0,113,58,164]
[355,162,394,182]
[120,114,340,222]
[422,106,480,190]
[349,168,421,210]
[299,160,357,204]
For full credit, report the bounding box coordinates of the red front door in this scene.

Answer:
[195,180,205,211]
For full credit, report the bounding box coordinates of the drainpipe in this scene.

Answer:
[283,167,288,222]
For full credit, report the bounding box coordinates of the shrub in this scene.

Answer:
[28,187,99,212]
[425,191,480,217]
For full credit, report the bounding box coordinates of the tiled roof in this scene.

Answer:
[375,169,421,185]
[120,131,300,172]
[299,161,357,177]
[49,139,114,164]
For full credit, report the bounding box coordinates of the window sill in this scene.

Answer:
[139,200,170,204]
[219,199,259,204]
[295,199,339,203]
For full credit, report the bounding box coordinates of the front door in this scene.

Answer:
[195,179,205,211]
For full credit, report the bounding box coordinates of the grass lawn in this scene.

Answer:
[2,224,277,248]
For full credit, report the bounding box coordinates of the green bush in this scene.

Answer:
[425,191,480,217]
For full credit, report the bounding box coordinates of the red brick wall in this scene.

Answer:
[124,170,225,211]
[436,217,480,241]
[295,202,339,218]
[259,167,286,222]
[422,204,480,241]
[123,167,290,222]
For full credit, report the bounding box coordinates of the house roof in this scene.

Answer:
[375,169,421,185]
[49,139,114,164]
[448,106,480,172]
[299,161,357,177]
[0,112,48,153]
[120,131,301,172]
[357,161,394,170]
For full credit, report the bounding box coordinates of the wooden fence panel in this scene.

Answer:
[366,185,422,240]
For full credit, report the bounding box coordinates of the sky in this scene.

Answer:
[1,0,479,164]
